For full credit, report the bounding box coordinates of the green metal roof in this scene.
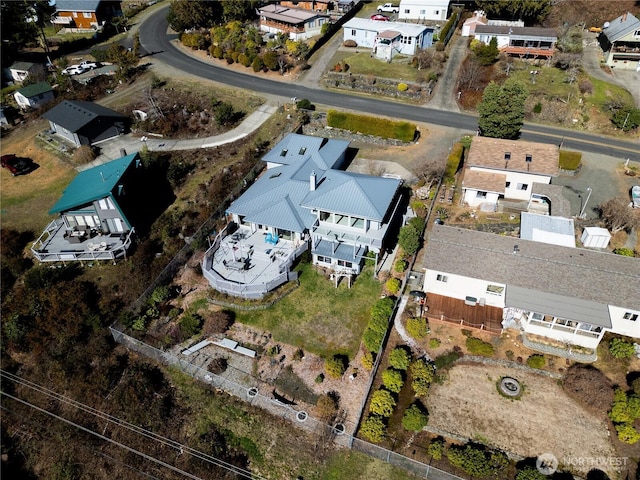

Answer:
[16,81,53,98]
[49,153,138,214]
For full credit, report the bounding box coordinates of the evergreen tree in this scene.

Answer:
[478,80,528,139]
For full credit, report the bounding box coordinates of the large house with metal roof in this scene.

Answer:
[398,0,450,22]
[422,225,640,354]
[31,153,141,264]
[14,82,55,110]
[343,18,434,61]
[461,137,559,212]
[600,12,640,71]
[202,133,403,299]
[52,0,122,31]
[258,4,330,41]
[42,100,127,147]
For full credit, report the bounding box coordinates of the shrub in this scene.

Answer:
[447,443,509,478]
[238,53,251,67]
[505,350,514,360]
[444,142,464,184]
[388,347,411,370]
[397,82,408,92]
[466,337,495,357]
[326,110,416,142]
[315,373,324,383]
[382,369,404,393]
[526,354,545,369]
[150,285,170,304]
[610,338,635,359]
[385,277,401,295]
[361,350,374,369]
[398,223,421,256]
[214,102,235,126]
[132,316,147,331]
[429,338,441,349]
[363,327,385,352]
[207,357,228,375]
[427,437,444,460]
[532,102,542,114]
[402,403,428,431]
[613,248,635,257]
[394,260,407,273]
[615,423,640,444]
[631,377,640,396]
[315,394,338,419]
[406,317,429,339]
[370,389,396,417]
[201,310,233,336]
[434,350,462,370]
[179,312,202,338]
[263,51,278,70]
[293,348,304,361]
[295,98,315,111]
[267,345,280,356]
[558,150,582,170]
[360,415,386,442]
[73,145,96,164]
[516,466,547,480]
[343,39,357,47]
[410,359,435,396]
[325,355,346,379]
[251,56,264,72]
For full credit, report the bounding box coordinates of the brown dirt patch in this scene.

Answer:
[426,363,617,476]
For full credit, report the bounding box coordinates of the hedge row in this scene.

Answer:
[327,110,416,142]
[444,142,464,184]
[362,297,395,352]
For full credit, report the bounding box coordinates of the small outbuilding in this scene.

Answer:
[580,227,611,249]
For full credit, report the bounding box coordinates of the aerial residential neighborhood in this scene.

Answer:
[1,1,640,479]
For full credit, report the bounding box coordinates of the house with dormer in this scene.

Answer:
[461,137,559,211]
[422,225,640,353]
[31,153,141,263]
[201,133,403,299]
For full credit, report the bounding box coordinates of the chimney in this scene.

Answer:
[310,171,316,191]
[622,12,627,22]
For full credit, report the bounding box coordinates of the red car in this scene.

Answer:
[370,13,390,21]
[1,154,32,176]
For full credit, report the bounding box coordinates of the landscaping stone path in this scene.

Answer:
[394,295,430,360]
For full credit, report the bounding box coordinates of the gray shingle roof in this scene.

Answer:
[474,25,557,39]
[603,12,640,43]
[423,225,640,312]
[42,100,125,133]
[55,0,102,12]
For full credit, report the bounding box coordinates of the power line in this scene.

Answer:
[0,391,204,480]
[1,404,162,480]
[1,370,265,480]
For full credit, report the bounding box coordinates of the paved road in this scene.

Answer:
[138,6,640,162]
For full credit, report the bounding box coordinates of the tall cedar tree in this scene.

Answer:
[478,79,528,139]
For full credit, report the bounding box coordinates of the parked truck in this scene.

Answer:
[377,3,399,13]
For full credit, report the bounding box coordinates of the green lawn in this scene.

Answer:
[509,66,574,99]
[331,51,419,82]
[587,76,635,108]
[235,262,382,359]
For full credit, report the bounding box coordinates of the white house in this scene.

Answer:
[258,4,329,41]
[398,0,449,22]
[601,12,640,71]
[14,81,55,110]
[461,137,559,209]
[422,225,640,352]
[461,10,524,37]
[474,25,557,58]
[343,18,434,60]
[7,61,45,84]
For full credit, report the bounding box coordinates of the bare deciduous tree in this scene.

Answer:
[599,197,640,233]
[414,49,435,70]
[457,58,484,91]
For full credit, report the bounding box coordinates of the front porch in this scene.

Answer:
[31,218,133,263]
[202,225,308,299]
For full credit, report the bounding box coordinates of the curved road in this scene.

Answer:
[139,7,640,161]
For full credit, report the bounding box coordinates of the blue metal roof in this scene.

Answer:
[55,0,103,12]
[49,153,138,214]
[262,133,348,170]
[302,170,400,221]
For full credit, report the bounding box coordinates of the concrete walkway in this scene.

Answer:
[83,103,278,170]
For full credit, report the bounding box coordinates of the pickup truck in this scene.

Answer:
[79,60,99,69]
[377,3,399,13]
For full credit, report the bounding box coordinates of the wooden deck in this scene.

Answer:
[425,293,504,333]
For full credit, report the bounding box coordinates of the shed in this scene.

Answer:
[580,227,611,249]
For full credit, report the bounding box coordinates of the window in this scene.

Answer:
[404,9,410,14]
[337,260,352,268]
[436,274,448,282]
[420,9,425,14]
[623,312,639,321]
[634,29,640,36]
[83,12,92,18]
[73,11,78,17]
[531,312,543,320]
[317,256,330,263]
[476,191,487,198]
[434,10,439,15]
[525,154,532,162]
[98,198,115,210]
[505,181,511,188]
[517,183,528,191]
[351,29,356,36]
[320,211,330,222]
[504,152,511,161]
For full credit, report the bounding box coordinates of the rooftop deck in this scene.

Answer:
[202,226,308,299]
[31,218,133,263]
